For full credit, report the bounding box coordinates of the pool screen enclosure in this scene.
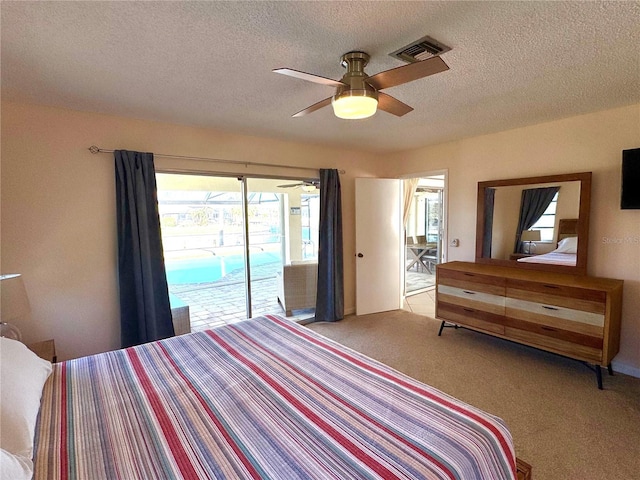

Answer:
[156,173,320,329]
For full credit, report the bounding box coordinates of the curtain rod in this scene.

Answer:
[88,146,345,175]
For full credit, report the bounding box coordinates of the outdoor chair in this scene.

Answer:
[170,294,191,336]
[276,261,318,316]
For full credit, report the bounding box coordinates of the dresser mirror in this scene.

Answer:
[475,172,591,275]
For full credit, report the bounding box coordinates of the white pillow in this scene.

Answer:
[0,337,52,462]
[0,448,32,480]
[555,236,578,254]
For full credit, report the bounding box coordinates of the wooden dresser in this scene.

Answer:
[436,261,623,388]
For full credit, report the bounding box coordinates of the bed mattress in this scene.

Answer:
[34,315,517,479]
[517,251,576,266]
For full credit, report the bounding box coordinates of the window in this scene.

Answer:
[530,192,558,242]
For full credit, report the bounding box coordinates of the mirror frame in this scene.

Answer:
[475,172,592,275]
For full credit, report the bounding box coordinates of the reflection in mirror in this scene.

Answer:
[476,172,591,275]
[487,181,579,262]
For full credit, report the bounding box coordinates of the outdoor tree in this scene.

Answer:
[190,207,213,226]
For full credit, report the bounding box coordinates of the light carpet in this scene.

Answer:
[306,310,640,480]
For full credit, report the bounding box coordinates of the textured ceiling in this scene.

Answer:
[2,1,639,154]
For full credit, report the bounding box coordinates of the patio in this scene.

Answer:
[405,269,436,294]
[169,262,314,332]
[168,251,435,332]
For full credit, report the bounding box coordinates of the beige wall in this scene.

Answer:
[382,104,640,376]
[491,186,522,260]
[1,101,379,360]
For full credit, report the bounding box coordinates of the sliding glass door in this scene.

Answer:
[245,179,285,317]
[156,173,318,332]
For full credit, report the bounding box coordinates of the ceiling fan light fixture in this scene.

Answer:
[276,49,448,118]
[331,90,378,120]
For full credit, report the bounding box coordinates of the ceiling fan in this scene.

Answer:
[277,180,319,192]
[273,51,449,120]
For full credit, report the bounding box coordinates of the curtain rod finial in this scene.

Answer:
[89,145,100,154]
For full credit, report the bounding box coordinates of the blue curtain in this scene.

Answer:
[314,169,344,322]
[115,150,174,347]
[514,186,559,254]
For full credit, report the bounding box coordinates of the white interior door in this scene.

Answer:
[355,178,402,315]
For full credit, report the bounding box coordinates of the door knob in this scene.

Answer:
[357,253,364,258]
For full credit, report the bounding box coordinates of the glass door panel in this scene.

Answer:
[245,178,283,318]
[246,178,319,319]
[156,173,248,331]
[301,193,320,260]
[425,189,443,266]
[157,173,321,331]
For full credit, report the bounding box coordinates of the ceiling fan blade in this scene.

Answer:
[367,56,449,90]
[292,97,333,117]
[377,92,413,117]
[273,68,346,87]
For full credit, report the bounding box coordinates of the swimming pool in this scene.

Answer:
[165,251,282,284]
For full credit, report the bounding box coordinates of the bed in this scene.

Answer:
[3,315,520,480]
[517,249,576,266]
[518,218,578,266]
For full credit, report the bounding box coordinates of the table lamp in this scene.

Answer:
[521,230,541,254]
[0,274,30,341]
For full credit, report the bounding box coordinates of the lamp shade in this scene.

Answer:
[521,230,541,242]
[0,322,22,340]
[1,274,30,323]
[331,90,378,119]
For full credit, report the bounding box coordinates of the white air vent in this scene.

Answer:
[390,35,451,63]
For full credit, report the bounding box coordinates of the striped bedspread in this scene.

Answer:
[34,315,516,479]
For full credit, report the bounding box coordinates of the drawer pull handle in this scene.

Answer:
[543,284,560,289]
[462,290,476,295]
[463,308,475,313]
[464,273,475,277]
[541,326,557,331]
[542,305,559,311]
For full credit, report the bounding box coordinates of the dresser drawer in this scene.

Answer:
[438,268,505,295]
[506,279,606,306]
[507,287,606,316]
[503,316,603,350]
[437,301,505,335]
[505,297,604,329]
[438,285,505,315]
[505,327,602,363]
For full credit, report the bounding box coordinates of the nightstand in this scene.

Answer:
[27,339,57,363]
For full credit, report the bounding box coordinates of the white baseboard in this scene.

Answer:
[611,361,640,379]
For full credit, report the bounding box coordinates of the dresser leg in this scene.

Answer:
[583,362,607,389]
[438,321,459,336]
